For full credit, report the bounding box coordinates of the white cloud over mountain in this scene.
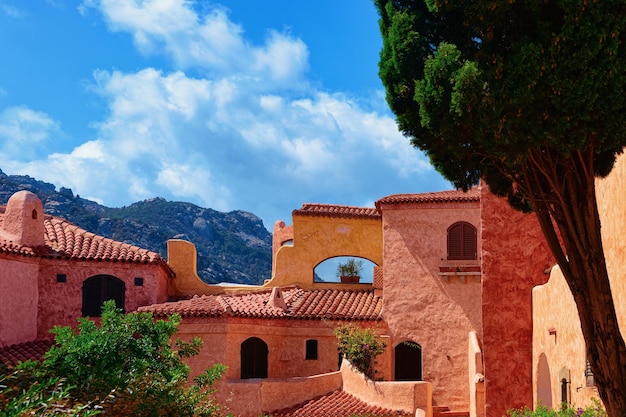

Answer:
[0,0,447,227]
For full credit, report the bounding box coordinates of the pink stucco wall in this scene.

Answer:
[0,255,39,345]
[36,260,170,339]
[379,199,482,410]
[480,186,553,417]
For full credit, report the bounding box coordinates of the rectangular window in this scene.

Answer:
[56,274,67,283]
[305,339,318,360]
[134,277,144,286]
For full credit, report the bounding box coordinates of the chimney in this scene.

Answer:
[1,191,45,247]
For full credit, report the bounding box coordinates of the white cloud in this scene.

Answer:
[2,1,444,228]
[0,3,25,18]
[0,107,60,160]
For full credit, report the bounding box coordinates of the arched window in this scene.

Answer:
[447,222,477,260]
[394,341,422,381]
[82,275,125,317]
[305,339,318,360]
[241,337,268,379]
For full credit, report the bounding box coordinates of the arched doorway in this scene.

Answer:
[241,337,268,379]
[394,341,422,380]
[82,274,125,317]
[536,353,552,408]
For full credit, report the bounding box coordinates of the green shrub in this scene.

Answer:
[507,399,606,417]
[333,323,386,378]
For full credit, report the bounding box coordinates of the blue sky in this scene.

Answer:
[0,0,451,230]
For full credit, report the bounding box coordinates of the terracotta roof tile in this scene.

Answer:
[0,212,168,266]
[0,340,53,367]
[293,204,381,219]
[140,287,382,321]
[269,389,411,417]
[376,188,480,207]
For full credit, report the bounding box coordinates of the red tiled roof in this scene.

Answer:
[0,213,167,266]
[269,389,411,417]
[139,287,382,321]
[376,188,480,207]
[293,204,381,219]
[0,340,53,367]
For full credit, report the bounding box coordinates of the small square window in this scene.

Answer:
[134,277,144,286]
[56,274,67,283]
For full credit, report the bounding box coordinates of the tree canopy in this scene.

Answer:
[375,1,626,416]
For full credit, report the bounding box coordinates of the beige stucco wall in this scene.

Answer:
[0,255,39,345]
[596,152,626,332]
[380,200,482,410]
[269,214,383,288]
[532,152,626,410]
[532,266,599,408]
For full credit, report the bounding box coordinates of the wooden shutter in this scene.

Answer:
[448,222,477,260]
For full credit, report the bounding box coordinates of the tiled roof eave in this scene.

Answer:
[293,203,381,220]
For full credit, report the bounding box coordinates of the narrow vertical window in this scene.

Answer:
[447,222,477,260]
[305,339,318,360]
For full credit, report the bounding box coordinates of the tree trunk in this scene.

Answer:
[525,148,626,417]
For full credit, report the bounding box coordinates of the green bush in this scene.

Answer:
[0,301,228,416]
[333,323,386,378]
[507,400,606,417]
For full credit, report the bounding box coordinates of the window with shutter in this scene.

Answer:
[447,222,477,260]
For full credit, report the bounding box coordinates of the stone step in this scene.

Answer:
[433,406,469,417]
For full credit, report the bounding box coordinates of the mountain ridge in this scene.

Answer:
[0,170,272,285]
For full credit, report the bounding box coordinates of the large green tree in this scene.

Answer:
[374,1,626,415]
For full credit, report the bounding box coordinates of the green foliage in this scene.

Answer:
[1,301,227,416]
[375,0,626,200]
[336,258,364,277]
[334,323,386,378]
[507,399,606,417]
[0,370,100,417]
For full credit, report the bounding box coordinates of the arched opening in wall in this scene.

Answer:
[314,256,376,283]
[281,239,294,247]
[82,274,125,317]
[394,341,422,381]
[558,367,571,405]
[241,337,268,379]
[536,353,553,409]
[447,222,477,260]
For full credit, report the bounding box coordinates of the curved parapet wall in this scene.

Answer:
[269,204,383,289]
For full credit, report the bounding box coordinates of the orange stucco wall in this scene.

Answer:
[379,198,482,410]
[178,317,353,381]
[481,186,554,417]
[269,214,383,288]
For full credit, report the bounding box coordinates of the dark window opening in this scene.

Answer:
[394,341,422,381]
[561,378,569,404]
[305,339,318,360]
[241,337,268,379]
[82,275,125,317]
[31,209,37,219]
[447,222,477,260]
[56,274,67,283]
[134,277,144,286]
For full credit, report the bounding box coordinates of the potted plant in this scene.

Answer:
[336,258,363,283]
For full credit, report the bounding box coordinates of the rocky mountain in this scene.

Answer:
[0,170,272,285]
